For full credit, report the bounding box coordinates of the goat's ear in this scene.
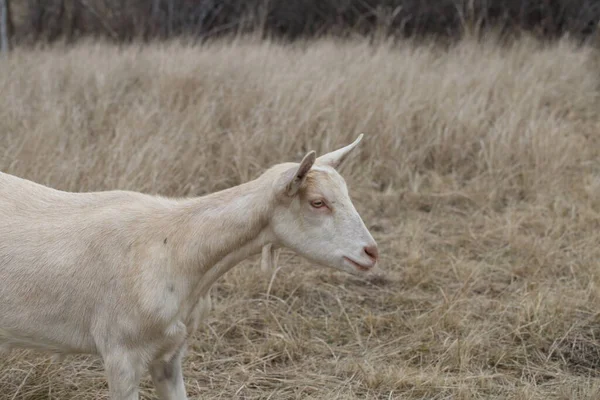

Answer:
[316,134,363,169]
[286,151,316,196]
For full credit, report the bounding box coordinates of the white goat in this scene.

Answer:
[0,134,379,400]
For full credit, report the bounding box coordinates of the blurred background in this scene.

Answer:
[2,1,600,399]
[2,0,600,47]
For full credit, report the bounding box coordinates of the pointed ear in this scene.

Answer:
[260,243,280,272]
[286,151,316,196]
[316,134,364,169]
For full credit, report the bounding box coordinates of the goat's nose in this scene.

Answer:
[364,245,379,262]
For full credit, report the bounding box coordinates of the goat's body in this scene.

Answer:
[0,135,377,400]
[0,171,212,362]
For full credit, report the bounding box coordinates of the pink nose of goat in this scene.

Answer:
[364,245,379,263]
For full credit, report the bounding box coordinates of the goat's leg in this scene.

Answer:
[150,342,188,400]
[103,351,145,400]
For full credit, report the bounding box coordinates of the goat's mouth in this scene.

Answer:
[343,256,373,272]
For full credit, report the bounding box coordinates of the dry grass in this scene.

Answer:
[2,34,600,399]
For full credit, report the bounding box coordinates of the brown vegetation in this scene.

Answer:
[1,35,600,398]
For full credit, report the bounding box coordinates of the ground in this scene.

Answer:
[1,35,600,399]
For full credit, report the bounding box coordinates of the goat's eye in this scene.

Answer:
[310,200,325,208]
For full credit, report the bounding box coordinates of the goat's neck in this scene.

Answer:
[174,176,275,299]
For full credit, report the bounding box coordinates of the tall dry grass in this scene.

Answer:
[2,35,600,399]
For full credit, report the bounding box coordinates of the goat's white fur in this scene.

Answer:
[0,134,378,400]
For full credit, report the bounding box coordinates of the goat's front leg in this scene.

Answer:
[103,351,145,400]
[150,342,188,400]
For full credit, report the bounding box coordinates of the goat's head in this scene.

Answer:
[267,134,379,276]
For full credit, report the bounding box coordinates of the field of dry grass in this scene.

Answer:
[2,34,600,399]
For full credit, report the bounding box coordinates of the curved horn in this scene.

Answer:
[316,134,364,169]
